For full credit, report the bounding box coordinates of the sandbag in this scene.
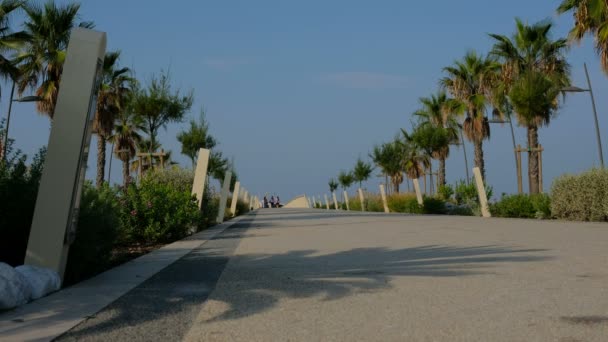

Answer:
[15,265,60,300]
[0,262,31,310]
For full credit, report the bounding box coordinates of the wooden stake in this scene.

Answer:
[516,145,523,194]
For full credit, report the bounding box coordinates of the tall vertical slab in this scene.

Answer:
[229,181,241,217]
[358,188,365,212]
[191,148,210,209]
[379,184,389,213]
[216,171,232,223]
[473,167,491,218]
[25,29,107,278]
[332,191,339,210]
[413,179,423,205]
[343,191,350,211]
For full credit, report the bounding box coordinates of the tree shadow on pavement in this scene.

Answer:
[55,215,552,340]
[200,244,551,323]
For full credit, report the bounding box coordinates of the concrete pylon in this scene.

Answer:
[25,28,107,279]
[473,167,491,218]
[332,191,339,210]
[324,194,330,210]
[343,191,350,211]
[229,181,241,217]
[192,149,211,209]
[216,171,232,223]
[413,179,423,205]
[358,188,365,212]
[380,184,389,213]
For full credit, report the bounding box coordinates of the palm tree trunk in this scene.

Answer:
[474,140,485,180]
[439,156,446,187]
[96,135,106,188]
[527,125,540,194]
[429,163,434,194]
[122,158,131,188]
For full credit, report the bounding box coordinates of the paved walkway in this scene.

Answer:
[19,209,608,341]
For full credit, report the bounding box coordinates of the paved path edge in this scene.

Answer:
[0,212,256,342]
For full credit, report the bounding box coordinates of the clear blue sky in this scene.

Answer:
[5,0,607,201]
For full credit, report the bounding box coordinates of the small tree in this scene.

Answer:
[328,178,338,193]
[352,158,373,189]
[132,70,193,152]
[177,109,217,168]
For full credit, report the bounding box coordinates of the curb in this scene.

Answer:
[0,213,255,342]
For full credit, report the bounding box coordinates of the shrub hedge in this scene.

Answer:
[490,194,551,219]
[551,168,608,221]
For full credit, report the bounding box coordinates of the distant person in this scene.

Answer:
[276,196,280,207]
[263,196,268,208]
[270,196,275,208]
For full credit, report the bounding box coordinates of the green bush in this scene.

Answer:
[423,197,447,214]
[530,193,551,219]
[200,186,219,228]
[491,194,535,218]
[454,179,493,204]
[446,205,475,216]
[0,143,45,267]
[64,182,119,286]
[551,168,608,221]
[364,194,384,212]
[490,193,552,219]
[437,185,454,201]
[118,176,201,244]
[143,167,194,193]
[387,193,423,214]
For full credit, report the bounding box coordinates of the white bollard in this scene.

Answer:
[25,29,107,279]
[379,184,389,213]
[344,191,350,211]
[358,188,365,212]
[332,191,339,210]
[473,167,491,218]
[229,181,241,217]
[413,178,423,205]
[216,171,232,223]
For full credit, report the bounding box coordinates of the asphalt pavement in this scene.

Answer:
[55,209,608,341]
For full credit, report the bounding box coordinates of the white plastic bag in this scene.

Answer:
[0,262,31,309]
[15,265,60,300]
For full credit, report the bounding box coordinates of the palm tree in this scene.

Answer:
[94,51,133,188]
[209,150,229,182]
[0,0,24,74]
[328,178,338,193]
[338,171,354,200]
[399,130,431,182]
[0,0,27,162]
[352,158,373,189]
[440,51,501,180]
[177,109,217,169]
[132,70,193,152]
[557,0,608,74]
[17,0,93,119]
[111,111,143,187]
[413,92,461,187]
[489,19,570,193]
[371,140,405,193]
